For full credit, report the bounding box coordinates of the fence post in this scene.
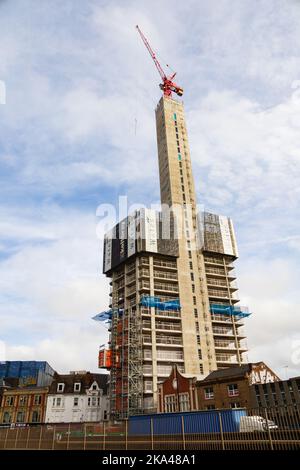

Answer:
[66,423,70,450]
[14,427,19,449]
[26,426,30,449]
[218,412,225,450]
[264,408,274,451]
[4,427,9,450]
[38,425,43,450]
[103,421,106,450]
[83,423,87,451]
[181,415,186,451]
[52,425,56,450]
[125,419,128,451]
[150,418,154,451]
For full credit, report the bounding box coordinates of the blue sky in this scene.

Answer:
[0,0,300,377]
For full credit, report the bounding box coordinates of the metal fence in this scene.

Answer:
[0,405,299,450]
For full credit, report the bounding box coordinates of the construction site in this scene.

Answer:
[94,26,251,420]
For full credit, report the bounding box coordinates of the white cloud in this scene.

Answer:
[239,257,300,377]
[0,0,299,379]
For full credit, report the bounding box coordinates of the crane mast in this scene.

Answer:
[136,25,183,98]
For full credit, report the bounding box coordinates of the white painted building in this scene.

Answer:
[45,371,109,423]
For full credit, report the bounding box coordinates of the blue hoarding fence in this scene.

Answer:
[128,409,247,436]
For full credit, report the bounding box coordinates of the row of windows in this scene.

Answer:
[52,397,101,408]
[165,393,190,413]
[2,410,41,424]
[205,403,241,410]
[204,384,239,400]
[4,394,42,407]
[56,382,98,393]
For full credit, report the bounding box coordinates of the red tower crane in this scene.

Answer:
[136,25,183,98]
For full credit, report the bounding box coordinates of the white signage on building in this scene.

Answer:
[248,363,280,385]
[144,208,158,253]
[127,215,136,257]
[104,231,112,272]
[219,215,234,256]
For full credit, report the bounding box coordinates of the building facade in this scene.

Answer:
[0,386,48,425]
[196,362,280,410]
[158,362,282,412]
[45,371,109,423]
[99,96,251,418]
[158,365,198,413]
[0,361,55,387]
[250,376,300,408]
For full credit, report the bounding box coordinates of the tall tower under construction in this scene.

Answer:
[95,28,251,419]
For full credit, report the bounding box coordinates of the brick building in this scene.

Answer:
[251,376,300,407]
[196,362,280,410]
[158,362,282,412]
[0,385,48,425]
[158,365,198,412]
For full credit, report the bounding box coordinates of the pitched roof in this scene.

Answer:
[197,364,252,384]
[49,372,109,394]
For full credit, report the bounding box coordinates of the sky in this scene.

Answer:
[0,0,300,378]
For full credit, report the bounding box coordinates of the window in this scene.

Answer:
[19,396,27,406]
[144,381,152,392]
[16,411,25,423]
[74,383,81,392]
[193,296,196,305]
[197,335,201,345]
[228,384,239,397]
[165,395,177,413]
[34,395,42,405]
[31,411,40,423]
[189,262,193,270]
[199,364,204,374]
[74,397,79,407]
[179,393,190,411]
[56,398,62,407]
[206,405,215,410]
[198,349,202,360]
[5,396,14,406]
[57,383,64,392]
[204,387,214,399]
[3,412,11,424]
[92,383,98,391]
[194,308,198,318]
[190,273,194,281]
[192,284,195,293]
[230,402,240,409]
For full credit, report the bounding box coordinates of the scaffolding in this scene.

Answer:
[93,306,143,419]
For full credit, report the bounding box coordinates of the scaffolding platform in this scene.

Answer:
[140,295,181,311]
[210,303,251,318]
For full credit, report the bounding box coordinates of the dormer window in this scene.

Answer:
[74,382,81,392]
[57,383,65,393]
[91,382,98,391]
